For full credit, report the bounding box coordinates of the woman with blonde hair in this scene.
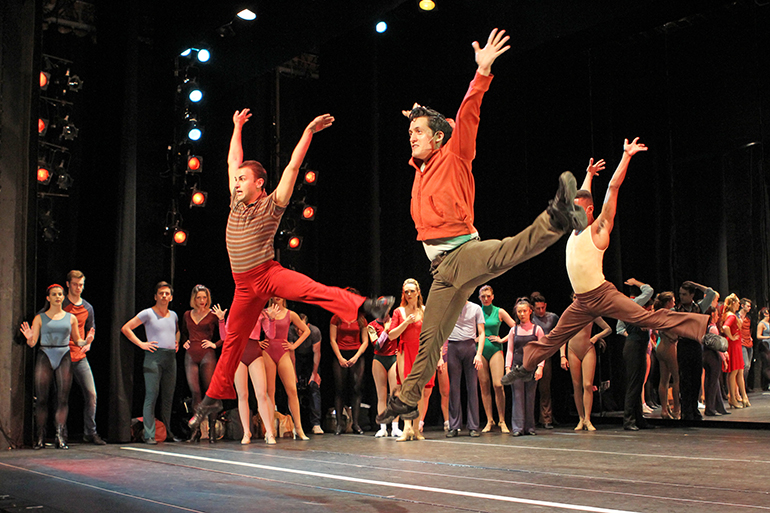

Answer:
[721,294,745,408]
[388,278,430,441]
[181,285,226,442]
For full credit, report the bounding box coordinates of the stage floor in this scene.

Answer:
[2,410,770,513]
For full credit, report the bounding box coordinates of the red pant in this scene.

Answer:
[207,260,365,399]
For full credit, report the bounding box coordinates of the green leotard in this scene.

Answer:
[481,304,504,361]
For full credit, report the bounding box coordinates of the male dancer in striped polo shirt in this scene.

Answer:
[189,109,393,428]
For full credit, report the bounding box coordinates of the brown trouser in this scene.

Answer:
[400,211,561,406]
[522,281,709,371]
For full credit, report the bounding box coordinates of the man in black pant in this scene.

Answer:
[616,279,655,431]
[676,281,717,421]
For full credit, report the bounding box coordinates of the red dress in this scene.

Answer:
[724,313,744,372]
[391,307,434,388]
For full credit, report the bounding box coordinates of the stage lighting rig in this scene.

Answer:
[189,186,208,208]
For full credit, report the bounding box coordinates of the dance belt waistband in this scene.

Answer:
[429,236,480,273]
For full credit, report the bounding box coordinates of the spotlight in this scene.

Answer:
[187,124,203,141]
[188,88,203,103]
[418,0,436,11]
[40,71,51,89]
[42,224,60,242]
[61,122,79,141]
[375,21,388,33]
[186,155,203,173]
[57,169,74,190]
[67,74,83,92]
[38,118,49,135]
[301,204,316,221]
[181,48,193,57]
[38,208,59,242]
[237,9,257,21]
[287,234,303,251]
[37,164,52,185]
[190,187,208,208]
[303,169,318,185]
[173,228,189,245]
[197,49,210,63]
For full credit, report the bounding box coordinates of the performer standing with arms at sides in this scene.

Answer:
[477,285,516,433]
[121,282,181,444]
[378,28,587,423]
[559,304,612,431]
[21,284,90,449]
[189,109,393,429]
[62,270,104,445]
[503,141,728,384]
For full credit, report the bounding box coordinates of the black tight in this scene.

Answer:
[184,352,217,408]
[333,349,364,426]
[34,351,72,429]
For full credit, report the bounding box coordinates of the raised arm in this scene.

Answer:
[593,138,647,245]
[273,114,334,207]
[473,28,510,76]
[121,316,158,352]
[227,109,252,188]
[580,158,606,193]
[683,280,717,313]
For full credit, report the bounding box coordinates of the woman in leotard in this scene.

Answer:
[256,297,310,440]
[235,317,277,445]
[181,285,226,443]
[20,284,90,449]
[560,292,611,431]
[368,305,402,438]
[477,284,516,433]
[505,298,544,436]
[388,278,430,441]
[330,288,369,435]
[653,292,680,419]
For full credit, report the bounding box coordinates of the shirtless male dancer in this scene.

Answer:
[502,138,725,384]
[377,28,588,423]
[189,110,393,428]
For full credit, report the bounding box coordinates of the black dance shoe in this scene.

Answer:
[376,394,418,424]
[547,172,587,233]
[188,396,222,432]
[501,365,535,386]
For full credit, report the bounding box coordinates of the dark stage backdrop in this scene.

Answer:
[9,0,770,442]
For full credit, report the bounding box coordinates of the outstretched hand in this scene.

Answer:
[307,114,334,134]
[586,158,606,176]
[473,28,510,75]
[20,322,32,340]
[233,109,251,128]
[402,102,422,118]
[624,137,647,156]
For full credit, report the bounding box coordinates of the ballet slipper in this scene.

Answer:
[584,421,596,431]
[241,432,252,445]
[499,422,510,434]
[481,421,494,433]
[574,419,584,431]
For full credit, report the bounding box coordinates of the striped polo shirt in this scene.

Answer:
[226,190,286,273]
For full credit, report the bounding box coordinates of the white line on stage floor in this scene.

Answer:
[0,461,205,513]
[123,446,638,513]
[425,438,770,464]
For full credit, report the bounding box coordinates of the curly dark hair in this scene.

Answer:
[409,105,453,143]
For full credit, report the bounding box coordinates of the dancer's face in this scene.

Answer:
[408,116,442,161]
[232,168,263,204]
[534,302,547,318]
[678,287,694,306]
[67,276,85,299]
[479,290,493,306]
[403,285,419,304]
[516,304,531,324]
[47,286,64,306]
[194,291,208,309]
[155,287,173,306]
[574,197,594,224]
